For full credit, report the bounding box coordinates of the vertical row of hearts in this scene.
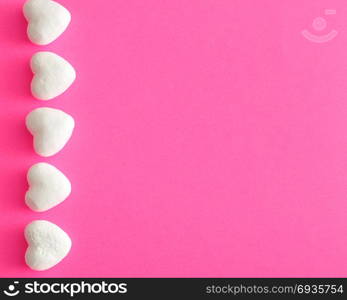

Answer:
[23,0,75,271]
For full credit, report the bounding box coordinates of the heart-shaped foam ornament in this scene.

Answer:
[26,107,75,157]
[23,0,71,45]
[25,220,72,271]
[26,163,71,212]
[31,51,76,100]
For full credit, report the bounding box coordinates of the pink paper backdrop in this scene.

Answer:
[0,0,347,277]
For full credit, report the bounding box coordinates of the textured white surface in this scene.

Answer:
[31,51,76,100]
[25,220,72,271]
[26,107,75,157]
[23,0,71,45]
[26,163,71,212]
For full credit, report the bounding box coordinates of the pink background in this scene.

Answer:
[0,0,347,277]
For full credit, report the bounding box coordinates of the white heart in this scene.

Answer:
[23,0,71,45]
[26,163,71,212]
[25,220,72,271]
[26,107,75,157]
[31,51,76,100]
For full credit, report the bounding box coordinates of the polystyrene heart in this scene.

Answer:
[23,0,71,45]
[26,107,75,157]
[31,51,76,100]
[25,220,72,271]
[26,163,71,212]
